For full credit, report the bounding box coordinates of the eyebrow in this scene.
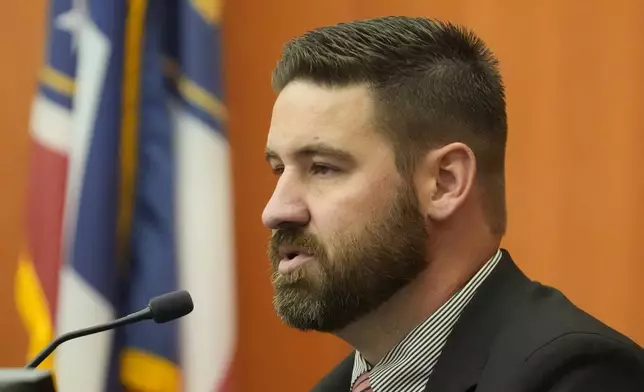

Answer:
[265,142,355,164]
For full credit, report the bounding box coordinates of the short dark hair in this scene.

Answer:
[272,16,508,236]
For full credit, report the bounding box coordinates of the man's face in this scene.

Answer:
[262,81,429,332]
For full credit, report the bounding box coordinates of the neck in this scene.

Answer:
[335,231,500,365]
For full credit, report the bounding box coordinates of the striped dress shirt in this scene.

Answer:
[350,249,502,392]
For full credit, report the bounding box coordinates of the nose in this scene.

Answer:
[261,177,310,230]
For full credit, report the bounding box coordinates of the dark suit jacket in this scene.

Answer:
[311,249,644,391]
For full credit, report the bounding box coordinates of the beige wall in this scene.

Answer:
[2,1,643,391]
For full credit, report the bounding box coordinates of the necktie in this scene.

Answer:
[352,372,372,392]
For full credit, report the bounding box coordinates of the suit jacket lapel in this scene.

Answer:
[310,351,355,392]
[422,249,533,392]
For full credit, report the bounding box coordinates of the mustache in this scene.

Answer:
[269,228,325,258]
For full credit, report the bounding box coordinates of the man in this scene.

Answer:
[261,16,644,391]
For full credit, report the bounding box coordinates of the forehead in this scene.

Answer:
[267,81,383,154]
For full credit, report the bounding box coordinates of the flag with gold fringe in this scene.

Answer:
[15,1,235,391]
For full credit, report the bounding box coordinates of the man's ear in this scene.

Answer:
[414,142,477,221]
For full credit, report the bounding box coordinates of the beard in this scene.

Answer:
[267,182,429,333]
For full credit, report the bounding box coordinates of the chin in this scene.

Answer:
[273,292,367,333]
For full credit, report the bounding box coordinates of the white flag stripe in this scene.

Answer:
[30,96,72,155]
[172,102,236,392]
[55,267,116,392]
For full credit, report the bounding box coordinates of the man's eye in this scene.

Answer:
[271,166,284,175]
[311,163,336,175]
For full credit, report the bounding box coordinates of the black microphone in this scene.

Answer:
[24,290,194,369]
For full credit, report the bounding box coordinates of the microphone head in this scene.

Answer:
[148,290,194,323]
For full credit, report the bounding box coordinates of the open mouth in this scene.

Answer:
[279,245,310,261]
[277,248,314,274]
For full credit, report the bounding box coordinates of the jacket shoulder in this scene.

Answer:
[506,283,641,352]
[479,283,644,390]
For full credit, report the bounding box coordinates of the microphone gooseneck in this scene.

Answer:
[24,290,194,369]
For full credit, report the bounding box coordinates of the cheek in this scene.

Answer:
[309,173,400,239]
